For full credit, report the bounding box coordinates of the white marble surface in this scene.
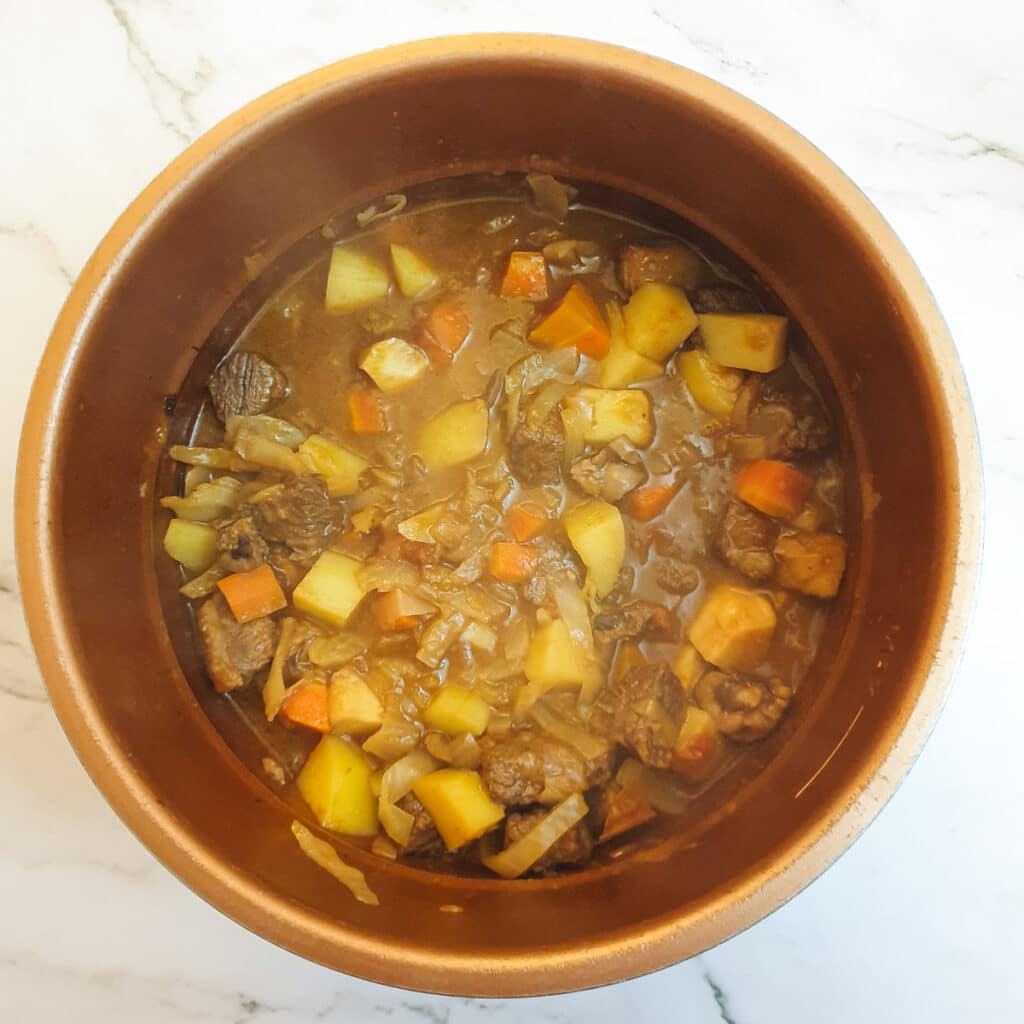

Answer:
[2,1,1021,1020]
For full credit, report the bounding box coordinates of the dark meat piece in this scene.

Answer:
[654,557,700,596]
[750,365,832,458]
[397,793,444,855]
[196,593,278,693]
[217,515,269,573]
[591,663,685,768]
[377,532,439,567]
[252,476,342,562]
[618,244,700,293]
[715,498,777,581]
[521,538,582,609]
[504,808,594,871]
[689,286,760,314]
[590,772,656,842]
[508,409,565,485]
[569,437,647,502]
[593,601,679,644]
[208,351,288,422]
[480,730,613,805]
[695,671,793,742]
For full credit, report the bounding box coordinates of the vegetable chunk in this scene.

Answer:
[390,243,439,298]
[623,283,698,361]
[292,551,367,627]
[501,251,549,300]
[678,348,745,415]
[217,563,287,623]
[359,337,429,393]
[328,669,384,736]
[735,459,813,519]
[525,619,589,691]
[688,585,777,673]
[529,283,610,358]
[163,520,219,574]
[422,686,491,737]
[574,386,654,447]
[297,735,378,836]
[563,500,625,598]
[325,248,390,313]
[670,706,722,781]
[412,769,505,850]
[698,313,787,373]
[417,398,489,469]
[297,434,369,498]
[773,531,848,597]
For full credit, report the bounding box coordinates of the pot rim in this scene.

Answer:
[15,34,983,995]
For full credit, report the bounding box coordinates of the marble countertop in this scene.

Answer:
[2,1,1021,1020]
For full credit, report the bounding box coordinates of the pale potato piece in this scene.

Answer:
[688,584,777,672]
[358,337,429,393]
[325,248,390,313]
[698,313,787,373]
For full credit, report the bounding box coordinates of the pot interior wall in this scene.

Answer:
[39,52,954,988]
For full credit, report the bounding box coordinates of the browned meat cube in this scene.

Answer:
[508,409,565,485]
[252,476,343,562]
[593,601,679,644]
[715,498,777,581]
[196,592,278,693]
[208,350,288,422]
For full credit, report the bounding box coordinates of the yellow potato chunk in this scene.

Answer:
[422,685,491,737]
[574,386,654,447]
[297,434,369,498]
[688,584,777,673]
[328,668,384,737]
[417,398,489,469]
[599,332,664,388]
[325,248,390,313]
[774,531,848,598]
[390,243,439,298]
[563,500,625,598]
[670,643,704,695]
[358,337,429,393]
[297,735,378,836]
[163,520,219,574]
[623,283,698,362]
[412,769,505,850]
[678,348,745,415]
[293,551,367,627]
[671,707,722,782]
[698,313,787,373]
[524,619,589,691]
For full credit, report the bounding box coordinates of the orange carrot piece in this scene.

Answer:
[216,563,287,623]
[734,459,813,518]
[500,251,549,300]
[623,482,679,522]
[372,589,437,631]
[489,542,538,583]
[528,282,610,358]
[416,300,471,365]
[347,384,387,434]
[279,681,331,734]
[507,504,548,543]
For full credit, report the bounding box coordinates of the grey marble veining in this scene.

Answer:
[1,1,1021,1021]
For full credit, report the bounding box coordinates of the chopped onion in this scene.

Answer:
[526,379,573,432]
[525,173,577,222]
[378,800,415,846]
[424,732,481,769]
[362,710,422,761]
[308,633,367,669]
[560,395,588,466]
[618,759,691,815]
[182,465,213,496]
[291,821,379,906]
[262,618,296,722]
[550,579,602,703]
[416,612,465,668]
[356,193,407,227]
[371,835,399,861]
[169,446,254,473]
[233,427,303,474]
[528,699,611,761]
[481,793,588,879]
[179,564,227,599]
[377,747,441,846]
[161,476,242,522]
[225,414,306,449]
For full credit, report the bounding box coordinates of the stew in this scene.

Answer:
[160,176,848,880]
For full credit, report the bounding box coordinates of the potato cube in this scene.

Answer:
[688,584,777,672]
[670,643,704,695]
[292,551,367,627]
[390,243,439,298]
[416,398,489,469]
[163,520,219,574]
[623,283,698,361]
[358,337,429,393]
[328,668,384,736]
[524,619,589,690]
[563,500,625,598]
[774,531,848,598]
[599,332,664,388]
[698,313,787,373]
[412,769,505,850]
[296,735,378,836]
[325,248,390,313]
[574,386,654,447]
[422,685,491,737]
[670,707,722,782]
[678,348,745,415]
[297,434,369,498]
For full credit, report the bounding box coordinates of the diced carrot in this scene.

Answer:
[612,641,646,683]
[372,589,438,631]
[416,300,471,365]
[347,384,387,433]
[507,504,548,543]
[279,681,330,734]
[216,563,287,623]
[623,482,679,522]
[489,542,538,583]
[500,251,549,300]
[529,282,610,358]
[734,459,813,518]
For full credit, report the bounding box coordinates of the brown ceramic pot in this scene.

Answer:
[15,36,981,996]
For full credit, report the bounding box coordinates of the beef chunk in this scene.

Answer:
[618,244,700,293]
[196,593,278,693]
[654,556,700,595]
[750,365,832,458]
[208,351,288,422]
[503,808,594,871]
[593,601,679,644]
[592,663,685,768]
[570,437,647,502]
[217,515,269,573]
[521,538,582,609]
[397,793,444,855]
[252,476,342,562]
[508,409,564,485]
[480,731,613,806]
[689,286,760,314]
[715,498,776,581]
[695,671,793,742]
